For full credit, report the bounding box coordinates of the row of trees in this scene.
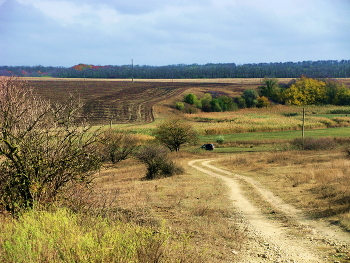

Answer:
[1,60,350,79]
[177,77,350,113]
[177,93,238,113]
[259,76,350,106]
[0,78,198,215]
[178,90,270,113]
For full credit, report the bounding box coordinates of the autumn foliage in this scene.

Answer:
[260,76,350,106]
[72,63,107,71]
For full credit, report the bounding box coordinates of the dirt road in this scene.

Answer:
[189,159,350,263]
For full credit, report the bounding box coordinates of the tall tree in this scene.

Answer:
[154,118,199,152]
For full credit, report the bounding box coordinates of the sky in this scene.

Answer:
[0,0,349,67]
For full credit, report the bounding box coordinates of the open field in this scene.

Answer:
[25,79,261,125]
[23,77,350,130]
[21,77,288,84]
[1,77,350,262]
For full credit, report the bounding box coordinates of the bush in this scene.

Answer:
[344,148,350,158]
[160,160,184,176]
[256,96,271,108]
[185,106,198,114]
[0,77,101,215]
[175,102,185,111]
[283,112,299,117]
[242,89,258,108]
[135,145,183,179]
[184,93,198,105]
[329,109,350,114]
[216,135,225,144]
[99,129,140,164]
[291,137,337,150]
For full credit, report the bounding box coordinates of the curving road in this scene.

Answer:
[189,159,350,262]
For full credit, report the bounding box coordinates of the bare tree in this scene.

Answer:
[99,129,140,164]
[0,77,101,214]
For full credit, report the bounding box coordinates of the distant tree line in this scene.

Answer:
[1,60,349,79]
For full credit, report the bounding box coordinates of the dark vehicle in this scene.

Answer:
[201,143,215,151]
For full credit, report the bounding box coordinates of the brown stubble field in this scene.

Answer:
[25,78,262,125]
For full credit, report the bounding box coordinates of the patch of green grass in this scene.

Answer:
[214,145,274,153]
[200,127,350,143]
[313,114,349,118]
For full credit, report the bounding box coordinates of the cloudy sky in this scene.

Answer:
[1,0,349,67]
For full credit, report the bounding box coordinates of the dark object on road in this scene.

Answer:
[201,143,215,151]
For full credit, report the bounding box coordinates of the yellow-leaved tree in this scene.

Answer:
[281,76,328,105]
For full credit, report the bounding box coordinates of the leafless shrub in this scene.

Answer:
[99,129,140,163]
[135,145,184,180]
[291,137,337,150]
[0,77,102,215]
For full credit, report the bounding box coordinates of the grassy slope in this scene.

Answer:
[1,78,349,262]
[151,79,350,236]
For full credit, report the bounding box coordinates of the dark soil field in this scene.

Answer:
[26,78,350,125]
[27,79,256,124]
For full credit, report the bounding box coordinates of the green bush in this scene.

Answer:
[184,93,198,105]
[216,135,225,144]
[175,102,185,111]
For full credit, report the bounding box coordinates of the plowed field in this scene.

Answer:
[27,80,254,124]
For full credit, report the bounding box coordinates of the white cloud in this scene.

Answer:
[16,0,122,27]
[1,0,349,66]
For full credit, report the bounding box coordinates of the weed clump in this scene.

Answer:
[135,145,183,180]
[216,135,225,144]
[291,137,337,150]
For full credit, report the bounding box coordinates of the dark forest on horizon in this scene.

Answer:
[1,60,349,79]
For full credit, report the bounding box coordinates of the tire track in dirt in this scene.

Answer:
[189,159,350,262]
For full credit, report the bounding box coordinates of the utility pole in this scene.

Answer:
[172,65,174,82]
[131,59,134,82]
[302,108,305,150]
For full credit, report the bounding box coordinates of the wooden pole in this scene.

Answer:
[302,108,305,150]
[131,59,134,82]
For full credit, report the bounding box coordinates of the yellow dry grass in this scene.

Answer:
[216,150,350,231]
[87,154,247,262]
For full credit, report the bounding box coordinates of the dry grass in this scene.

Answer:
[0,153,247,262]
[217,150,350,231]
[178,105,350,135]
[83,155,248,262]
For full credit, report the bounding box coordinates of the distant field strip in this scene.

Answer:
[22,77,270,84]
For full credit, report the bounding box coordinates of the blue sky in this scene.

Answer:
[1,0,349,67]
